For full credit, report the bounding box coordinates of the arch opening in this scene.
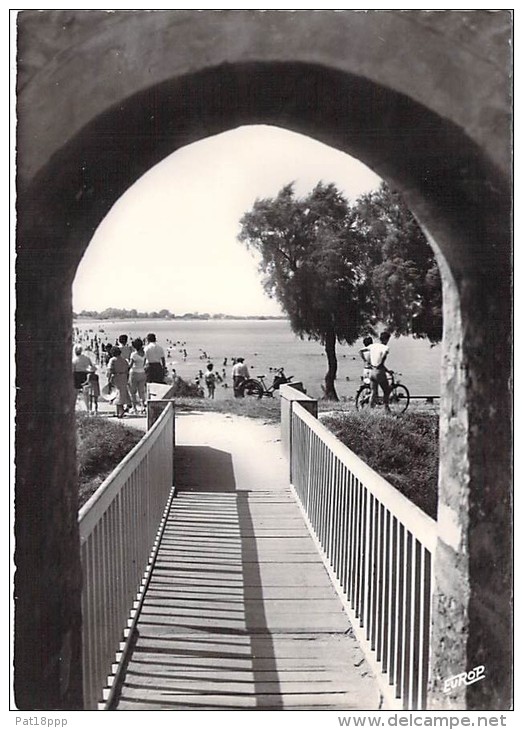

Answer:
[72,124,383,315]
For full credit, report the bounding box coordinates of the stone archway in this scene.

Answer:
[15,10,512,710]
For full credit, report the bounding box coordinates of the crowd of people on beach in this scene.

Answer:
[72,329,170,418]
[72,326,263,415]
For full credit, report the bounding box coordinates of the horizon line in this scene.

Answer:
[73,313,288,320]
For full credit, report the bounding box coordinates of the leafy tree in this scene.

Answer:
[354,183,442,343]
[238,181,442,399]
[238,182,373,400]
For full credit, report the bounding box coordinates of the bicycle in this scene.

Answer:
[355,371,410,414]
[240,368,294,399]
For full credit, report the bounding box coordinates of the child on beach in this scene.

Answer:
[204,363,216,399]
[82,367,100,415]
[359,336,373,383]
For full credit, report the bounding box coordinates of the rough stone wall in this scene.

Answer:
[16,10,511,183]
[15,10,512,709]
[15,274,83,708]
[415,176,512,709]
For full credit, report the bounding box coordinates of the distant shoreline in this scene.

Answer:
[74,315,288,322]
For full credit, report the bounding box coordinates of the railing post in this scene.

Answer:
[147,399,176,482]
[146,383,176,483]
[147,398,175,431]
[280,384,317,482]
[146,382,176,429]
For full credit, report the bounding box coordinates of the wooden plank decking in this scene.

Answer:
[112,413,381,710]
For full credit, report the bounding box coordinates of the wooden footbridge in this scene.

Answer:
[78,387,437,711]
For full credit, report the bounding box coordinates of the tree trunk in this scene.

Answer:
[323,326,339,400]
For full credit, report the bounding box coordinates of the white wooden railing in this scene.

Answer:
[78,402,174,710]
[286,396,437,710]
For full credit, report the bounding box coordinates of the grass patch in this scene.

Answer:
[173,395,282,423]
[170,376,204,397]
[76,413,143,508]
[320,410,439,518]
[172,387,347,423]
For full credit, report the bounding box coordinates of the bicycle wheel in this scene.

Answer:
[389,384,410,414]
[241,379,264,399]
[356,385,372,410]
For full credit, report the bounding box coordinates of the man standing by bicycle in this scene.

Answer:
[232,357,249,398]
[367,331,392,411]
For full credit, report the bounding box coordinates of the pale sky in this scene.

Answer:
[72,125,382,316]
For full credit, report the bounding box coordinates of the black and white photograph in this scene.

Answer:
[11,7,513,719]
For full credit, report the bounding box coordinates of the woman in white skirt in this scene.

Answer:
[128,338,147,415]
[107,346,131,418]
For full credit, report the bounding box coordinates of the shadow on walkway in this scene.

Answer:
[113,441,283,709]
[175,446,236,493]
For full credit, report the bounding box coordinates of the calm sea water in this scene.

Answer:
[76,318,442,401]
